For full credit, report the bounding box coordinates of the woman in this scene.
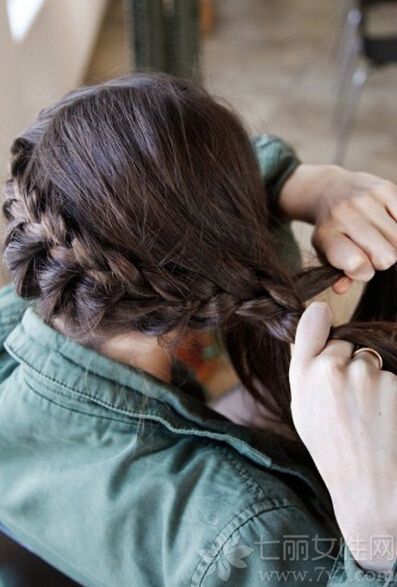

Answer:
[0,73,396,586]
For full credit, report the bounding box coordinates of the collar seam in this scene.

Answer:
[26,366,190,426]
[6,342,177,422]
[5,343,280,469]
[24,371,275,454]
[25,379,139,425]
[6,343,239,440]
[6,308,186,402]
[5,336,160,401]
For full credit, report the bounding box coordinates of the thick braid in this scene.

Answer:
[2,80,301,348]
[3,138,165,331]
[3,175,48,298]
[4,151,396,376]
[4,170,300,344]
[3,173,222,335]
[2,72,396,429]
[4,140,296,340]
[235,282,302,343]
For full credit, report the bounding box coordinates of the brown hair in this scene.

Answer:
[2,73,396,426]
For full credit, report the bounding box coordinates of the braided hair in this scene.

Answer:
[2,73,396,426]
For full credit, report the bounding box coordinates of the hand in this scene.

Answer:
[279,164,397,294]
[290,301,397,573]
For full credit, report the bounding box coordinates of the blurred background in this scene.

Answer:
[0,1,397,584]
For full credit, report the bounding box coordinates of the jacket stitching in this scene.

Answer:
[209,443,267,500]
[19,365,275,464]
[7,345,150,409]
[191,502,297,587]
[8,345,200,427]
[24,363,209,428]
[24,379,137,426]
[0,312,26,328]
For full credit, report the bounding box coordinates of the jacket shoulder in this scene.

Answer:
[0,282,32,328]
[178,438,338,586]
[192,500,339,586]
[0,282,34,381]
[135,436,309,586]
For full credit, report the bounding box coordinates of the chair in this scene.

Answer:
[334,0,397,163]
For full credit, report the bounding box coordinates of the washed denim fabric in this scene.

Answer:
[0,136,396,586]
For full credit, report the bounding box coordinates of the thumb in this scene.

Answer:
[291,301,333,371]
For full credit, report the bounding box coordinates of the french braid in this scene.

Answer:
[2,73,396,427]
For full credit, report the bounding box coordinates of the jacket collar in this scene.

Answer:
[4,305,329,504]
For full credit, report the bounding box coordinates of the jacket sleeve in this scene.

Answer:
[0,281,33,382]
[329,543,397,587]
[250,134,302,272]
[196,504,397,587]
[250,134,301,221]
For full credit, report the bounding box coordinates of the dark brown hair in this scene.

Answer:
[2,72,396,426]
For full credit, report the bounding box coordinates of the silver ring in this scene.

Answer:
[352,347,383,370]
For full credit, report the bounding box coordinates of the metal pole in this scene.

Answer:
[125,0,200,78]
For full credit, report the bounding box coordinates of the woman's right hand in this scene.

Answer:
[289,301,397,573]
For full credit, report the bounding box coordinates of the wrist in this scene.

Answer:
[278,163,342,224]
[333,497,397,573]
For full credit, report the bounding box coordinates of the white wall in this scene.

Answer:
[0,0,108,284]
[0,0,108,168]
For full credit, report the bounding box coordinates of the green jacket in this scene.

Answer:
[0,135,396,587]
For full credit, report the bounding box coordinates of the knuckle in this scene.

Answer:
[387,230,397,248]
[318,355,345,380]
[373,180,397,208]
[349,358,374,379]
[389,235,397,250]
[331,200,351,224]
[371,251,397,271]
[351,194,373,210]
[379,179,397,197]
[343,254,372,276]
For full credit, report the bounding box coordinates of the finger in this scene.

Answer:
[385,197,397,223]
[321,338,355,364]
[332,276,353,295]
[351,349,382,371]
[337,211,397,271]
[291,302,333,371]
[352,197,397,250]
[313,228,375,281]
[373,181,397,222]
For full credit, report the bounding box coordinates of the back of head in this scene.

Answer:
[2,72,396,426]
[3,73,285,335]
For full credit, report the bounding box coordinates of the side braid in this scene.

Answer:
[2,72,396,429]
[3,171,238,339]
[235,283,302,343]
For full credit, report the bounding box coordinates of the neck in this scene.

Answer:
[98,331,173,383]
[52,317,173,384]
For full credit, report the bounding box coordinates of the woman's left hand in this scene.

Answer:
[279,164,397,294]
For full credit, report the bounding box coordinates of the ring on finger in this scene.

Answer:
[352,346,383,370]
